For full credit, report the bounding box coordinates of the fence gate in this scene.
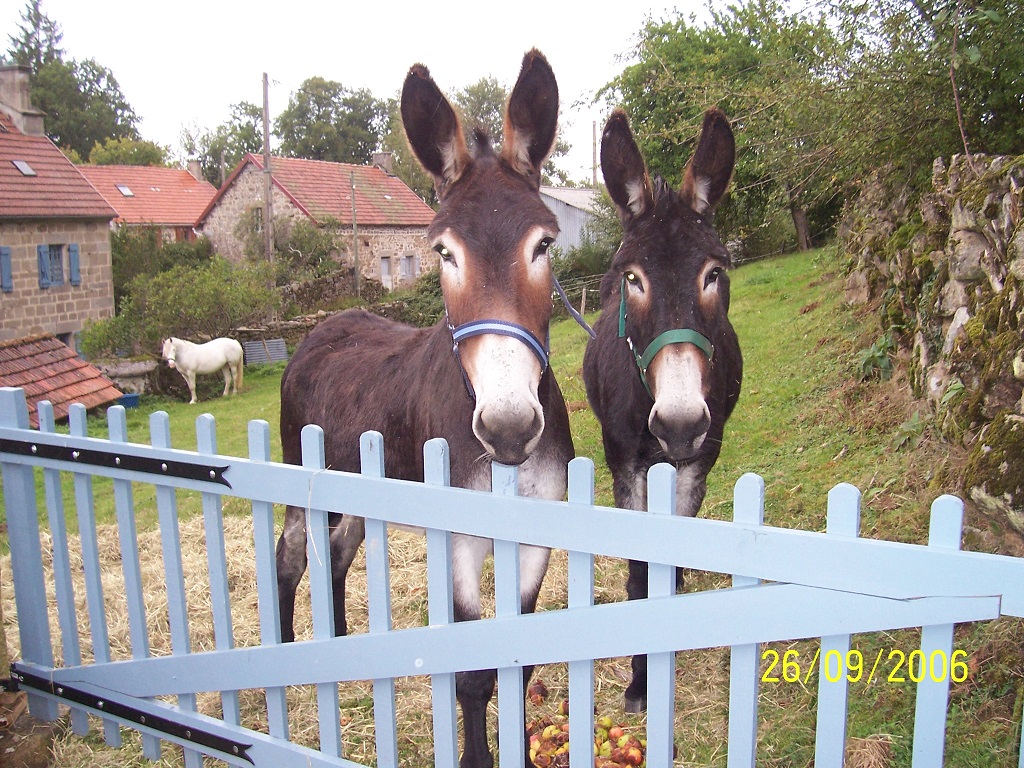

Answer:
[2,385,1024,767]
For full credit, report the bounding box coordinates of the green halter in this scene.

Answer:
[618,275,715,397]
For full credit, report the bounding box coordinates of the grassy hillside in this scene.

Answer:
[2,247,1022,765]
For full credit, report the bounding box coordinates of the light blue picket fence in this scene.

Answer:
[2,384,1023,767]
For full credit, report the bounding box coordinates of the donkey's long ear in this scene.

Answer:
[601,108,653,222]
[501,49,559,184]
[401,63,471,196]
[680,108,735,215]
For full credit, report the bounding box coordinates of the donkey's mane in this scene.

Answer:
[471,127,494,157]
[651,175,678,210]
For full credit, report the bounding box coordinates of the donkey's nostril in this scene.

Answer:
[649,404,710,461]
[474,403,544,465]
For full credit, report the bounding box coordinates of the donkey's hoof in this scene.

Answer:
[624,692,647,714]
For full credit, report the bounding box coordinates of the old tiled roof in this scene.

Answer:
[199,154,435,228]
[0,334,122,427]
[0,113,117,221]
[78,165,217,227]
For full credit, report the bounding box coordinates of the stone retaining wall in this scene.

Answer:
[841,154,1023,537]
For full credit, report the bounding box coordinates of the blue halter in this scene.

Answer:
[618,274,715,398]
[447,274,596,400]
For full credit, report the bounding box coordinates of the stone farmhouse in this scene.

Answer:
[198,153,436,290]
[78,162,216,243]
[0,65,116,351]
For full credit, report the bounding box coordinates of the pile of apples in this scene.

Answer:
[526,681,646,768]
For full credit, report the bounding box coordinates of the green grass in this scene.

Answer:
[2,247,1022,764]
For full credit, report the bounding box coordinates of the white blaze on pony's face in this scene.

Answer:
[403,49,560,466]
[161,338,176,369]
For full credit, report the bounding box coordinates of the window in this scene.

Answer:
[47,244,65,286]
[116,184,134,196]
[1,246,12,292]
[12,159,36,176]
[36,243,80,288]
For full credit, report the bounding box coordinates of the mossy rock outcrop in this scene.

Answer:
[965,412,1024,535]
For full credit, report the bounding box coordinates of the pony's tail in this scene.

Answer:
[235,354,244,391]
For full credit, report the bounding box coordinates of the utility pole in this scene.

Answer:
[593,120,598,188]
[262,72,273,269]
[351,171,360,297]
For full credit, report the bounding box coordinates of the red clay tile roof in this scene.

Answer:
[77,165,217,227]
[0,113,117,221]
[0,334,122,427]
[199,154,435,228]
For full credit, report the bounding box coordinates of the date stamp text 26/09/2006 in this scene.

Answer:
[761,648,970,686]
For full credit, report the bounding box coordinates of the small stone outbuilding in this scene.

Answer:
[197,153,436,290]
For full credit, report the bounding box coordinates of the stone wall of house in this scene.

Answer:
[199,166,305,262]
[841,154,1023,540]
[0,218,114,348]
[199,165,435,286]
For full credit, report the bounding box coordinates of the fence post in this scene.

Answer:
[424,438,458,768]
[815,482,862,766]
[492,461,526,768]
[36,400,88,736]
[647,462,678,767]
[727,472,765,768]
[196,413,241,727]
[109,404,161,761]
[567,457,597,768]
[69,403,120,746]
[247,419,289,741]
[911,494,963,767]
[300,423,343,757]
[0,387,57,721]
[362,431,399,768]
[151,411,202,768]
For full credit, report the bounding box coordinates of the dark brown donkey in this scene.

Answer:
[276,50,573,768]
[583,107,742,713]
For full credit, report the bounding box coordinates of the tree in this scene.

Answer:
[88,136,169,166]
[275,77,389,163]
[6,2,139,159]
[28,57,139,158]
[181,101,263,185]
[453,76,507,146]
[6,0,63,73]
[603,0,845,254]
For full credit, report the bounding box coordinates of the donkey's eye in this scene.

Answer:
[624,270,643,290]
[705,266,724,288]
[533,236,554,261]
[434,244,454,264]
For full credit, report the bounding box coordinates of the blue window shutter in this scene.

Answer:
[0,247,12,292]
[37,244,50,288]
[69,243,81,285]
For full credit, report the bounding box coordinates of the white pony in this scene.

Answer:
[161,337,244,404]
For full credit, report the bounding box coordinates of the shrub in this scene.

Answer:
[84,258,280,357]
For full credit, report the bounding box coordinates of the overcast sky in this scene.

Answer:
[2,1,710,183]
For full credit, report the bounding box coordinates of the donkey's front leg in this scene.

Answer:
[275,505,309,643]
[328,514,365,638]
[185,371,198,404]
[452,535,495,768]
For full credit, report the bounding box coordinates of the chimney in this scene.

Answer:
[372,151,394,175]
[0,64,46,136]
[187,159,203,181]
